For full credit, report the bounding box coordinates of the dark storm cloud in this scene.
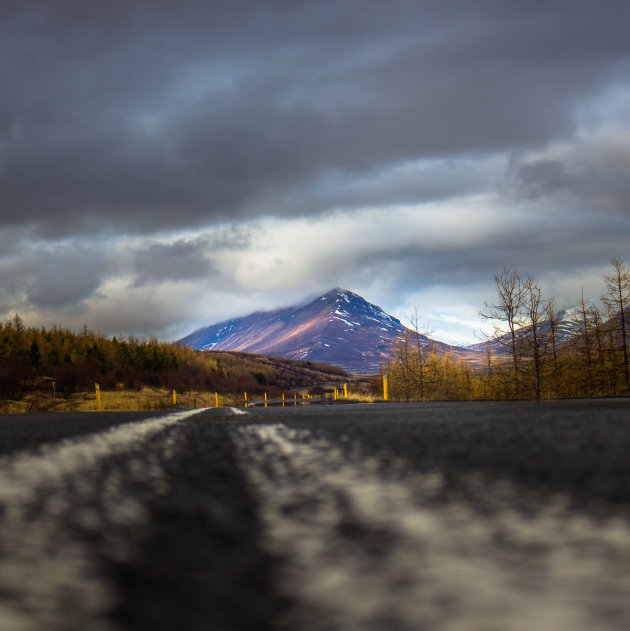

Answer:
[133,239,213,286]
[348,211,630,295]
[24,247,109,309]
[132,226,253,285]
[513,159,571,199]
[511,147,630,215]
[2,0,630,236]
[275,157,500,215]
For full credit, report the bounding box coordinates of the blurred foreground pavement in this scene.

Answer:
[1,399,630,630]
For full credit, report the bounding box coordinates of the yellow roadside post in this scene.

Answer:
[383,375,389,401]
[215,392,219,408]
[172,390,177,406]
[282,393,285,407]
[95,383,102,411]
[264,392,268,408]
[294,393,297,406]
[344,383,348,399]
[244,392,248,408]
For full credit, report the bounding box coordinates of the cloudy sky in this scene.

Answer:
[1,0,629,345]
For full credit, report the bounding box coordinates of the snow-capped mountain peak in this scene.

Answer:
[178,288,463,373]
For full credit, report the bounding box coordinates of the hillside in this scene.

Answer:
[467,306,618,355]
[0,315,348,405]
[202,350,348,391]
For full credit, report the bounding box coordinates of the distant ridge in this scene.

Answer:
[467,306,593,354]
[179,288,467,373]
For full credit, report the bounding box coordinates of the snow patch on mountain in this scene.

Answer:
[178,287,469,373]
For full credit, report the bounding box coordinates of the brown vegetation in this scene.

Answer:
[0,321,348,412]
[384,257,630,401]
[3,257,628,410]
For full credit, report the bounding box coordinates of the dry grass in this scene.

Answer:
[0,382,380,414]
[347,391,377,403]
[0,387,247,414]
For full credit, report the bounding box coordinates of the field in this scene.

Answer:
[0,380,379,414]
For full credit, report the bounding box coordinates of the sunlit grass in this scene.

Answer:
[0,387,246,414]
[346,391,377,403]
[0,384,382,413]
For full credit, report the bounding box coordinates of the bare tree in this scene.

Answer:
[572,289,597,397]
[391,332,419,402]
[407,308,433,400]
[387,309,434,401]
[601,257,630,390]
[482,341,495,399]
[481,267,525,398]
[591,305,612,396]
[544,298,561,393]
[521,276,550,400]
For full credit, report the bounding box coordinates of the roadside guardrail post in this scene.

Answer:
[95,383,102,412]
[383,375,389,401]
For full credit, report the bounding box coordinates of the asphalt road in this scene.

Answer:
[1,400,630,630]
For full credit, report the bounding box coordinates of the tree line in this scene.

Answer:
[0,319,270,399]
[386,257,630,400]
[0,317,348,403]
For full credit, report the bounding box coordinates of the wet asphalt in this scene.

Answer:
[0,399,629,630]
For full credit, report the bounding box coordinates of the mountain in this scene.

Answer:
[179,288,466,373]
[467,307,590,354]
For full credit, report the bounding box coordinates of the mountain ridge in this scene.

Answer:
[466,306,600,354]
[179,288,467,373]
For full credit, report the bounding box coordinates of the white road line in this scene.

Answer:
[229,407,249,415]
[234,423,630,631]
[0,408,207,631]
[0,408,208,489]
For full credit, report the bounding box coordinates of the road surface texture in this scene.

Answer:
[1,400,630,630]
